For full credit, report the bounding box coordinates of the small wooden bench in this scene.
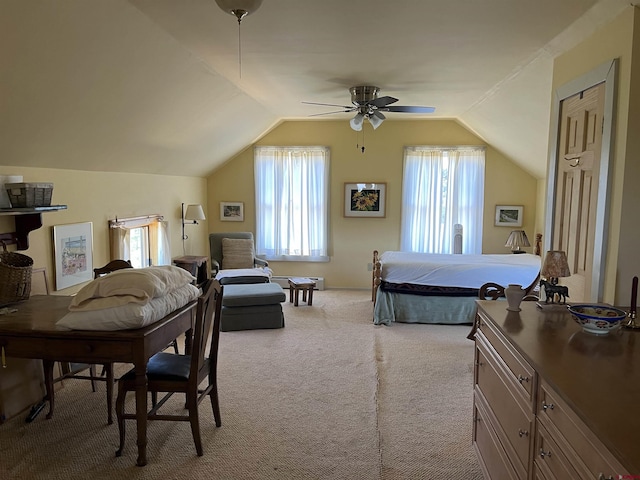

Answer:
[287,277,316,306]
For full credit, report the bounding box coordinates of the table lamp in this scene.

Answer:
[505,230,530,254]
[538,250,571,307]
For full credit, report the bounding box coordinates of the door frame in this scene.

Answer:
[544,58,618,302]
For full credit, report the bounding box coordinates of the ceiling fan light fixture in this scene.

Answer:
[350,113,365,131]
[368,114,383,130]
[215,0,263,22]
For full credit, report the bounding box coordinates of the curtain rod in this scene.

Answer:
[109,214,164,228]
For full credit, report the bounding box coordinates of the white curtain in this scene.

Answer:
[108,218,170,266]
[255,146,330,261]
[401,146,485,254]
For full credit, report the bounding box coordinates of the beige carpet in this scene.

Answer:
[0,289,482,480]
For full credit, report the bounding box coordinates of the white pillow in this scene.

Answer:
[69,265,196,312]
[57,284,200,331]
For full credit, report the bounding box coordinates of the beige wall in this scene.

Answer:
[550,6,640,305]
[0,166,207,295]
[207,119,538,289]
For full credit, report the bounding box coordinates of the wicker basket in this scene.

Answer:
[5,182,53,208]
[0,241,33,306]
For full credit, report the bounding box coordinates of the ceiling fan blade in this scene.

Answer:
[383,105,436,114]
[302,101,354,109]
[308,109,355,117]
[369,96,398,108]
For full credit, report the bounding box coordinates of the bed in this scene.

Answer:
[372,236,541,325]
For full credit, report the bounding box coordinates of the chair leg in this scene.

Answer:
[105,363,114,425]
[209,384,221,428]
[42,360,55,420]
[172,339,179,354]
[187,393,203,456]
[115,387,127,457]
[89,364,97,392]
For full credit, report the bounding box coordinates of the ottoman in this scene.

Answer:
[221,282,286,332]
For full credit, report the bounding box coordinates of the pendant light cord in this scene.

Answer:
[237,19,242,78]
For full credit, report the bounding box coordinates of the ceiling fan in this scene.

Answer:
[303,86,435,131]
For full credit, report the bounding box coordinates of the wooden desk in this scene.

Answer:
[0,295,196,466]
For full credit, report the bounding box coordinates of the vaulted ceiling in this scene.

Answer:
[0,0,630,179]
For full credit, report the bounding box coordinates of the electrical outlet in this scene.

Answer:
[367,262,373,271]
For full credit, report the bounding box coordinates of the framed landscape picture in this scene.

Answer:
[52,222,93,290]
[495,205,523,227]
[344,183,386,218]
[220,202,244,221]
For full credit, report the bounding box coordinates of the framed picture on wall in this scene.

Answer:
[344,183,386,217]
[495,205,523,227]
[52,222,93,290]
[220,202,244,221]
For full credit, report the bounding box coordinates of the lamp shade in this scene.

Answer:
[368,114,383,130]
[184,204,206,221]
[504,230,530,250]
[350,113,364,131]
[541,250,571,279]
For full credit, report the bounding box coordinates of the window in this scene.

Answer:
[401,146,485,254]
[254,146,330,262]
[108,215,171,267]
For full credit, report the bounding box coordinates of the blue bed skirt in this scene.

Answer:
[373,288,478,326]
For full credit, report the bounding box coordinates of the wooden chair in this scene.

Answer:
[467,282,538,340]
[92,259,132,277]
[115,279,223,457]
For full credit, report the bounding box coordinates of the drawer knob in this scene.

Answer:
[517,375,530,383]
[539,449,552,459]
[542,402,555,411]
[518,429,529,437]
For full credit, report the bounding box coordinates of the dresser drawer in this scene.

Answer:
[473,394,520,480]
[534,421,580,480]
[477,310,535,406]
[476,341,533,477]
[537,380,628,479]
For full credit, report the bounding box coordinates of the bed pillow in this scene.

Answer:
[57,283,200,331]
[222,238,254,269]
[69,265,196,312]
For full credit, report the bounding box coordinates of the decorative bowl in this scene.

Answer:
[567,304,627,335]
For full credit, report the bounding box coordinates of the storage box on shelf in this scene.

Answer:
[5,183,53,208]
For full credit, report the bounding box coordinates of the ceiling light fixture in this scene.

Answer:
[215,0,263,77]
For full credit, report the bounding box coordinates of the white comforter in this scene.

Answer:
[379,251,540,289]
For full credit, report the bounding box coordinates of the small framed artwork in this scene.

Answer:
[344,183,386,218]
[52,222,93,290]
[220,202,244,222]
[495,205,523,227]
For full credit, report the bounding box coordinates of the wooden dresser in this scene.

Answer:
[473,301,639,479]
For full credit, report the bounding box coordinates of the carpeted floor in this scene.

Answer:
[0,289,482,480]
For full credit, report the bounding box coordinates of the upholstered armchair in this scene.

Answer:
[209,232,268,276]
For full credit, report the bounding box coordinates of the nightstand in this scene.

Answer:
[173,255,209,286]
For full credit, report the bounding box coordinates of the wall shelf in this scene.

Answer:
[0,205,67,250]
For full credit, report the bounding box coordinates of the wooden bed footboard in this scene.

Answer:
[372,250,381,303]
